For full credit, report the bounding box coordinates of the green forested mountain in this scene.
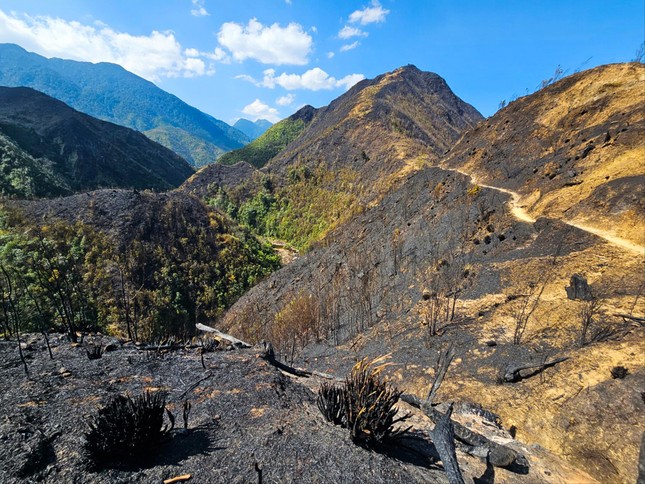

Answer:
[0,43,249,166]
[1,189,280,341]
[0,86,194,197]
[233,118,273,140]
[219,106,316,168]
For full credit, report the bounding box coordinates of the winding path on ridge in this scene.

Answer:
[441,166,645,256]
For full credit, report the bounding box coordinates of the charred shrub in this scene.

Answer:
[317,357,411,447]
[86,344,104,360]
[84,391,173,468]
[610,366,628,379]
[317,382,347,426]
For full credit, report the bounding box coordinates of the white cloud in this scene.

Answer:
[242,99,281,123]
[217,18,312,65]
[0,9,215,81]
[349,1,390,25]
[250,67,364,91]
[340,41,360,52]
[235,74,257,84]
[326,51,335,59]
[190,0,209,17]
[197,47,229,62]
[338,26,367,39]
[276,94,295,106]
[336,73,366,90]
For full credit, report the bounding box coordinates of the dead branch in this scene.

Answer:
[195,323,252,348]
[427,344,455,404]
[178,372,213,400]
[614,313,645,325]
[500,356,569,383]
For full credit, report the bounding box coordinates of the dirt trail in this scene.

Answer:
[442,166,645,256]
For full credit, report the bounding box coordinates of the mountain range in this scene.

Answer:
[0,43,249,167]
[233,118,273,140]
[0,56,643,484]
[218,105,317,168]
[0,86,194,197]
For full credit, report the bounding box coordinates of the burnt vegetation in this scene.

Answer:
[317,357,411,447]
[84,391,173,469]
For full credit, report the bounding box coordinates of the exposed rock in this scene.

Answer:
[565,274,593,301]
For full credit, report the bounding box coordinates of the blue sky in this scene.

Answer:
[0,0,642,124]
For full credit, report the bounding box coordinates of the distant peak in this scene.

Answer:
[289,105,317,123]
[397,64,420,72]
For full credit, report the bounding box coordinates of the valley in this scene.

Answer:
[0,56,643,483]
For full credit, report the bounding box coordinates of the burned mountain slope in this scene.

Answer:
[442,62,645,248]
[0,334,599,483]
[263,64,483,188]
[182,66,483,250]
[219,64,645,483]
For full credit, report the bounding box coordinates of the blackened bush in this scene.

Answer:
[317,382,347,426]
[610,366,628,379]
[317,357,411,447]
[86,345,104,360]
[85,391,173,468]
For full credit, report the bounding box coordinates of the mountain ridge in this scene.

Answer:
[217,62,644,483]
[0,43,249,166]
[234,118,273,140]
[0,86,194,196]
[191,65,483,250]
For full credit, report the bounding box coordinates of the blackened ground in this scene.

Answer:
[0,334,451,484]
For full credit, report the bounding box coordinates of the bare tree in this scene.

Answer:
[426,344,456,405]
[0,265,29,376]
[511,280,546,345]
[578,295,603,347]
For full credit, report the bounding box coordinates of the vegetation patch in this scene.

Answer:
[85,391,172,469]
[219,117,308,168]
[317,357,411,447]
[209,165,361,250]
[0,199,280,342]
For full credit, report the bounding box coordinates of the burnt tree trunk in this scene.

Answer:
[430,404,465,484]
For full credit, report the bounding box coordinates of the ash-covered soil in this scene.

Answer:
[0,334,453,484]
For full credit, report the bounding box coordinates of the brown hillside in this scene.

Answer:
[442,62,645,249]
[220,64,645,483]
[264,64,483,191]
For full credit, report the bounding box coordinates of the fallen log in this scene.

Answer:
[400,394,528,471]
[163,475,192,484]
[500,356,569,383]
[195,323,252,348]
[259,342,343,381]
[135,343,199,351]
